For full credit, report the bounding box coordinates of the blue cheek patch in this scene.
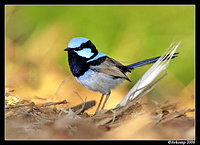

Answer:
[75,48,94,58]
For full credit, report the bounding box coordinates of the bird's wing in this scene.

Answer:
[89,57,131,82]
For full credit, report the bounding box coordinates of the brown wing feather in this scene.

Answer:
[90,57,131,82]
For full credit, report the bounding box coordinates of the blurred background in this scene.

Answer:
[5,5,195,114]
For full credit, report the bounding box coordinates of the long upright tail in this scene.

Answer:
[126,53,179,70]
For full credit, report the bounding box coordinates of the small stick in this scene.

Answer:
[5,100,68,109]
[70,100,96,113]
[36,100,68,108]
[5,104,32,109]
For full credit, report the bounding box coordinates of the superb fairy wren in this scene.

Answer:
[64,37,178,114]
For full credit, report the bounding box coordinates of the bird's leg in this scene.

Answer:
[100,93,110,110]
[95,94,105,114]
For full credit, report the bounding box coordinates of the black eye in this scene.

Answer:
[74,47,82,51]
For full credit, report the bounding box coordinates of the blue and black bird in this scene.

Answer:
[64,37,178,114]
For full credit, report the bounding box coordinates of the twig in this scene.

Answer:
[6,100,68,109]
[58,104,69,117]
[154,108,195,126]
[6,104,32,109]
[70,100,96,114]
[53,76,72,101]
[36,100,68,108]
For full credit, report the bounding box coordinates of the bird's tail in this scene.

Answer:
[126,53,179,70]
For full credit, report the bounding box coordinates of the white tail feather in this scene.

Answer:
[117,41,181,107]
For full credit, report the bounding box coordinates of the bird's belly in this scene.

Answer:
[75,69,125,95]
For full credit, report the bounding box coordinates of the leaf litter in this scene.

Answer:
[5,74,195,139]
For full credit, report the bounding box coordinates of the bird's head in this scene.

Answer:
[64,37,98,59]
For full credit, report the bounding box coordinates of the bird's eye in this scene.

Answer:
[75,47,82,51]
[78,47,83,51]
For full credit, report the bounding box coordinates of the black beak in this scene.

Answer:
[64,47,70,51]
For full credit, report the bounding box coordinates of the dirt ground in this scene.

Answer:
[5,87,195,140]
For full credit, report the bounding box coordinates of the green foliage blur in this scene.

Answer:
[5,5,195,103]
